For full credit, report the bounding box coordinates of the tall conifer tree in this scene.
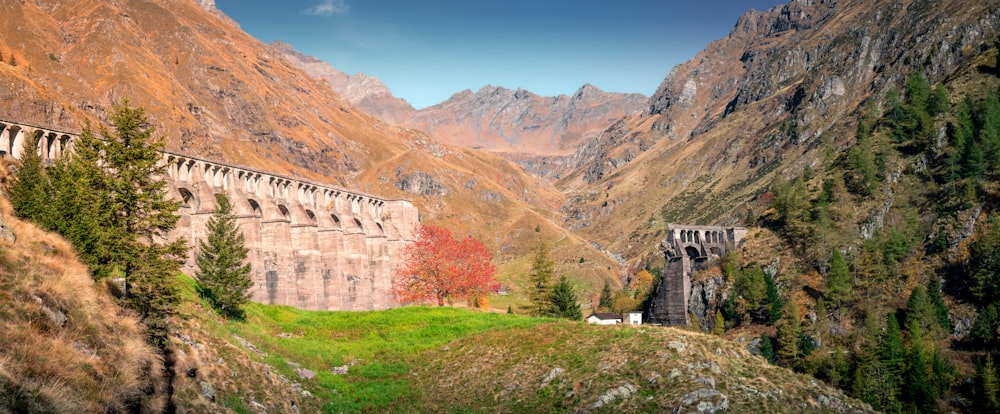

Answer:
[196,193,252,319]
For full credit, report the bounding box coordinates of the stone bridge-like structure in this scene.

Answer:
[1,119,419,311]
[649,224,747,325]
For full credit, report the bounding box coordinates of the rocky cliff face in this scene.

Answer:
[271,41,417,125]
[271,41,646,180]
[560,0,1000,262]
[406,85,646,179]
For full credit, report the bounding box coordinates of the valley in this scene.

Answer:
[3,0,1000,412]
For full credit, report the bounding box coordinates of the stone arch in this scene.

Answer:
[375,222,384,235]
[353,217,364,233]
[330,213,343,230]
[277,204,291,221]
[680,231,687,243]
[177,187,198,211]
[247,199,263,218]
[9,126,25,159]
[710,246,724,256]
[304,209,317,225]
[685,246,700,259]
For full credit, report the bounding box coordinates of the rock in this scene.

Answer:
[286,360,301,368]
[576,383,637,414]
[395,171,447,196]
[295,368,315,380]
[540,367,564,387]
[674,388,728,414]
[667,341,687,354]
[200,380,215,402]
[331,365,349,375]
[249,400,267,414]
[0,216,14,243]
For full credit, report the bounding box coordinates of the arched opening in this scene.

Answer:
[277,204,290,220]
[305,209,317,225]
[376,222,384,235]
[353,218,364,232]
[685,246,701,259]
[177,188,196,210]
[247,199,262,218]
[330,214,342,229]
[710,246,724,256]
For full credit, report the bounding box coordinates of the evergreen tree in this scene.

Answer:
[548,275,582,320]
[928,83,950,117]
[926,278,951,333]
[904,339,936,413]
[527,243,555,317]
[905,286,934,338]
[713,309,725,335]
[507,305,514,315]
[853,359,901,413]
[196,193,253,319]
[764,271,783,325]
[979,91,1000,172]
[972,303,998,346]
[6,137,50,224]
[759,332,775,364]
[598,279,614,310]
[737,264,767,321]
[971,215,1000,306]
[777,302,802,364]
[826,250,852,311]
[976,354,1000,413]
[881,314,906,378]
[57,101,185,346]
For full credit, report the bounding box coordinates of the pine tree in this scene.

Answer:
[196,193,253,319]
[881,314,906,376]
[777,302,801,364]
[977,354,1000,413]
[59,101,185,347]
[527,242,555,317]
[598,279,613,310]
[904,339,936,413]
[764,271,783,325]
[906,286,934,338]
[6,137,50,224]
[928,83,950,117]
[826,250,852,311]
[972,303,998,346]
[548,275,582,320]
[926,278,951,333]
[507,305,514,315]
[759,332,775,364]
[713,309,725,335]
[853,360,901,413]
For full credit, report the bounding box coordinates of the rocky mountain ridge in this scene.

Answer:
[271,42,646,179]
[558,0,1000,264]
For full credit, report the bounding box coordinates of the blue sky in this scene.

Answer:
[215,0,787,108]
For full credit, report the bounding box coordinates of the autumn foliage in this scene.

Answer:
[393,224,499,306]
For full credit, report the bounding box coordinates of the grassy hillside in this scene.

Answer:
[163,272,870,413]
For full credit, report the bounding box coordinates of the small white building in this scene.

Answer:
[624,311,643,325]
[586,312,622,325]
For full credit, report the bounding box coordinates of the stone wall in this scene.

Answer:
[0,119,419,311]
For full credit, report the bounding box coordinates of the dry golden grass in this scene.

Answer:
[0,163,166,413]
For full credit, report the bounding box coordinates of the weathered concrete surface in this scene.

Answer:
[649,225,746,325]
[1,119,418,311]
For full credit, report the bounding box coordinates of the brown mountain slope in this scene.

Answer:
[0,0,621,305]
[561,0,1000,265]
[270,42,646,179]
[271,40,417,126]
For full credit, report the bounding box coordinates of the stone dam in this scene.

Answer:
[0,119,419,311]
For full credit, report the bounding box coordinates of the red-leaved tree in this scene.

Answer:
[393,224,499,306]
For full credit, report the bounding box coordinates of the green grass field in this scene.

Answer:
[177,275,551,412]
